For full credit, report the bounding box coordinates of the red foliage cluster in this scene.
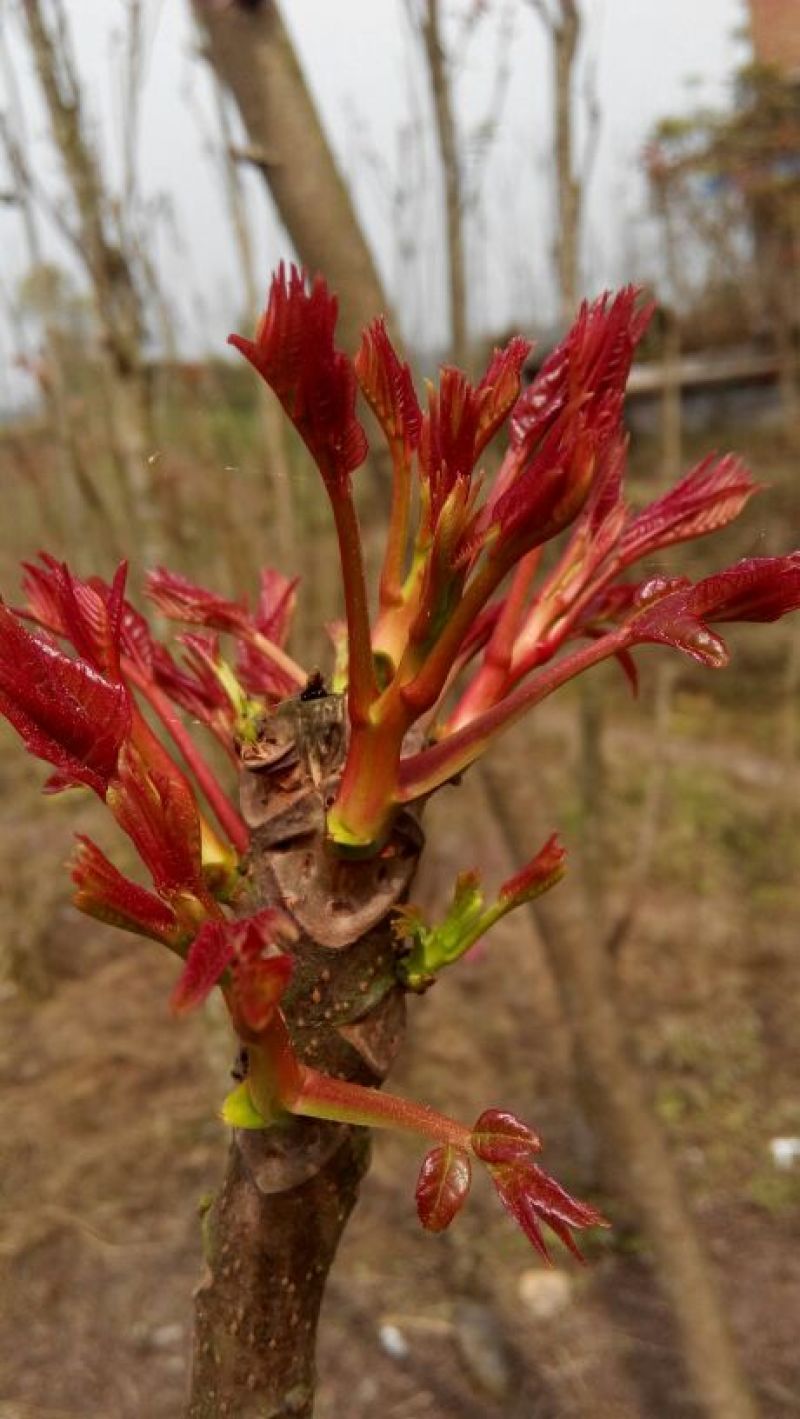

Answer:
[1,265,798,1267]
[227,265,798,851]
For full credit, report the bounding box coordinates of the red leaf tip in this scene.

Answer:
[471,1109,542,1165]
[416,1144,472,1233]
[229,262,368,492]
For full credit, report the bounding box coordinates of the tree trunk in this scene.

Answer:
[480,758,761,1419]
[191,0,391,358]
[188,694,423,1417]
[552,0,581,324]
[21,0,165,567]
[189,1124,369,1419]
[212,74,297,572]
[660,305,683,480]
[420,0,468,368]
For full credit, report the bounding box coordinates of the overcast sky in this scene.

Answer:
[0,0,749,403]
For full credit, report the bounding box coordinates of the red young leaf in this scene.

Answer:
[474,335,532,452]
[170,919,235,1014]
[232,952,295,1032]
[613,646,640,697]
[471,1109,542,1165]
[253,568,298,648]
[21,554,128,679]
[145,567,250,634]
[689,554,800,624]
[627,577,728,668]
[355,316,422,454]
[116,595,161,677]
[478,398,613,555]
[498,834,567,908]
[145,565,298,703]
[171,908,298,1020]
[418,338,531,531]
[419,367,482,526]
[157,633,235,745]
[71,835,182,945]
[415,1144,472,1232]
[628,557,800,669]
[107,741,205,899]
[229,263,368,493]
[472,291,650,559]
[619,454,758,568]
[232,569,299,698]
[0,603,131,795]
[510,288,651,457]
[489,1157,609,1263]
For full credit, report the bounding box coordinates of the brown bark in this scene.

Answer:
[212,74,297,571]
[189,1130,369,1419]
[191,0,391,358]
[21,0,164,566]
[420,0,468,367]
[531,0,582,324]
[551,0,581,322]
[188,694,423,1417]
[480,757,760,1419]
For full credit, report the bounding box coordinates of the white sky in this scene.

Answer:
[0,0,749,403]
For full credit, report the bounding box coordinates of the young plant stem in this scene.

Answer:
[399,628,631,800]
[450,547,542,726]
[397,552,509,714]
[288,1060,473,1150]
[246,627,308,690]
[330,490,378,724]
[128,667,250,855]
[378,440,413,613]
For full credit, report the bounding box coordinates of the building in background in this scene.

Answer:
[748,0,800,78]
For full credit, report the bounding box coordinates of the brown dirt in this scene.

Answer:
[1,655,799,1419]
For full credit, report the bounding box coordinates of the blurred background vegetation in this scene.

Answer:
[0,2,798,1416]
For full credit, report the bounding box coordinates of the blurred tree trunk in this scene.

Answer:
[551,0,581,321]
[21,0,164,568]
[660,305,683,479]
[514,9,759,1418]
[191,0,391,358]
[419,0,468,367]
[530,0,583,324]
[481,759,760,1419]
[212,73,297,572]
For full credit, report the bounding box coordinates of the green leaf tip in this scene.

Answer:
[221,1081,269,1130]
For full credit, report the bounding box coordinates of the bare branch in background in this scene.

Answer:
[528,0,582,321]
[415,0,469,365]
[604,664,674,959]
[210,69,297,568]
[20,0,166,565]
[190,0,392,356]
